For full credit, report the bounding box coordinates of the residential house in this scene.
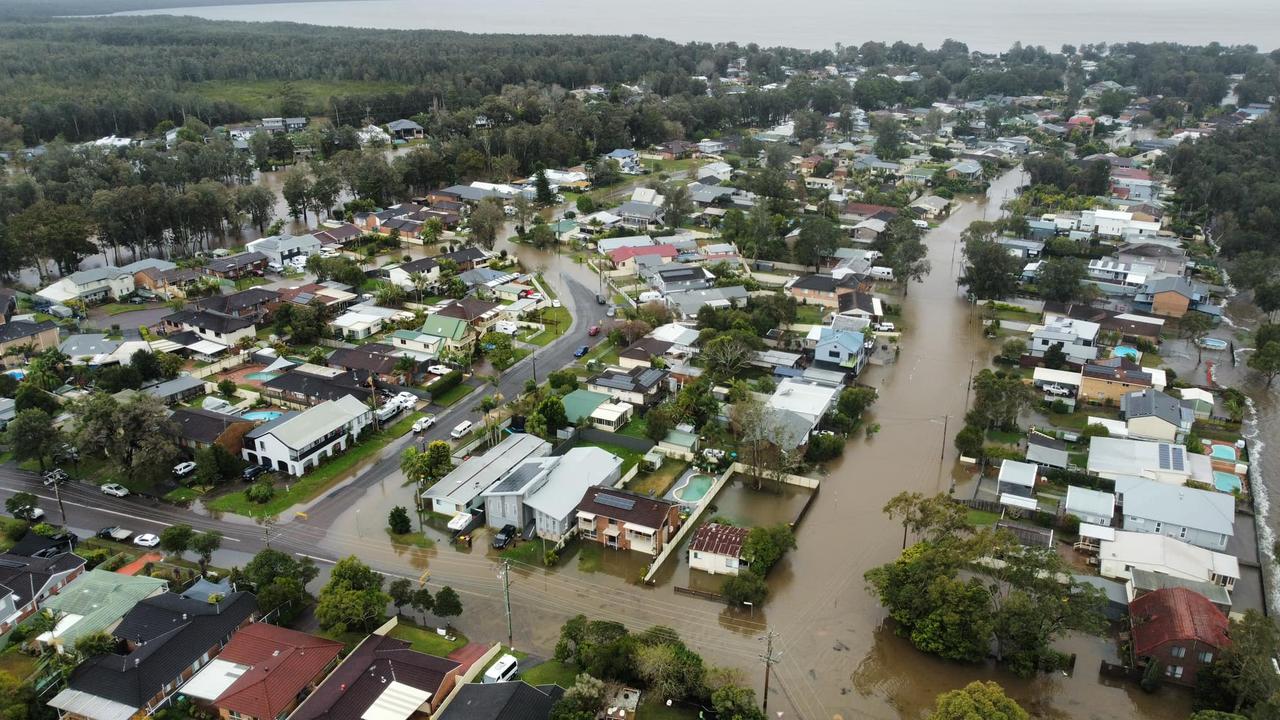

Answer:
[1129,569,1233,615]
[1030,317,1099,365]
[245,233,321,266]
[161,309,257,348]
[947,159,983,180]
[138,376,205,406]
[182,623,342,720]
[1118,243,1187,278]
[609,243,678,271]
[664,286,749,319]
[48,591,256,720]
[1112,475,1235,551]
[387,256,441,290]
[386,118,425,141]
[995,237,1045,260]
[133,265,204,300]
[36,569,168,649]
[616,200,665,229]
[437,246,490,272]
[656,140,695,159]
[618,338,675,370]
[604,148,641,174]
[423,433,552,517]
[312,223,363,247]
[561,389,611,424]
[0,320,61,367]
[388,329,442,360]
[437,298,502,335]
[1041,302,1165,345]
[278,283,357,310]
[1087,437,1212,486]
[0,552,85,635]
[764,378,840,451]
[586,367,669,407]
[438,682,563,720]
[649,323,700,350]
[1081,358,1164,404]
[260,365,373,407]
[810,326,867,374]
[327,344,411,383]
[195,288,279,321]
[420,314,475,355]
[640,264,714,296]
[596,235,655,254]
[1129,587,1230,687]
[168,407,255,454]
[1098,529,1239,590]
[1179,388,1216,420]
[483,447,624,543]
[787,274,861,311]
[909,195,951,218]
[289,629,463,719]
[330,305,414,340]
[241,395,373,476]
[996,459,1039,510]
[60,334,121,365]
[575,488,682,556]
[689,523,750,576]
[1065,485,1116,526]
[37,266,137,305]
[1026,432,1070,468]
[1121,389,1194,443]
[1135,277,1211,319]
[202,252,268,280]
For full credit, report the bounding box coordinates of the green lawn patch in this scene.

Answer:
[626,460,688,498]
[616,416,649,440]
[0,646,39,680]
[519,327,555,347]
[1068,452,1088,468]
[576,542,604,573]
[233,276,270,291]
[536,307,572,340]
[636,697,701,720]
[521,660,580,688]
[794,304,826,324]
[388,621,468,657]
[534,274,559,300]
[207,413,422,517]
[189,79,411,112]
[966,509,1000,527]
[501,538,554,567]
[582,340,619,366]
[164,487,200,504]
[387,530,435,549]
[985,428,1023,445]
[580,441,644,474]
[432,384,474,407]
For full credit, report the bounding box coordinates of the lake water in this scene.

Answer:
[115,0,1280,52]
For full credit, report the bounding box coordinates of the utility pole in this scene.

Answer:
[498,560,513,649]
[758,629,781,715]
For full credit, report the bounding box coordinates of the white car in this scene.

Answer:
[427,365,452,376]
[101,483,129,498]
[173,461,197,477]
[413,415,436,433]
[1043,384,1072,397]
[551,299,562,308]
[133,533,160,548]
[395,391,417,405]
[873,322,896,332]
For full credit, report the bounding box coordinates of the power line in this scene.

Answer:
[759,629,782,716]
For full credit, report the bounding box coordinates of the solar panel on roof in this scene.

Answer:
[637,369,664,386]
[1171,446,1185,471]
[594,493,636,511]
[1157,443,1171,470]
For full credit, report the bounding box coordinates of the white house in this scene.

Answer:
[483,447,623,543]
[329,305,415,340]
[37,265,142,304]
[1112,475,1235,551]
[242,395,372,476]
[1065,485,1116,526]
[161,309,257,348]
[422,433,551,517]
[1098,529,1238,590]
[1087,436,1213,486]
[1030,317,1099,364]
[996,459,1039,510]
[689,523,750,576]
[1120,389,1194,443]
[246,233,322,266]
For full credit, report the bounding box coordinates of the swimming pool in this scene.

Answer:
[1113,346,1139,360]
[673,474,714,504]
[241,410,282,422]
[1213,471,1242,493]
[244,372,279,382]
[1210,444,1239,462]
[2,369,23,380]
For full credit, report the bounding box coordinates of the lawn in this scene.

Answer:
[388,621,468,657]
[794,304,827,325]
[97,302,160,316]
[636,697,701,720]
[626,460,688,498]
[521,660,580,688]
[580,441,645,474]
[534,274,559,300]
[501,537,555,567]
[432,384,475,407]
[616,416,649,440]
[966,509,1000,527]
[0,647,38,680]
[387,529,435,549]
[537,307,572,338]
[582,340,619,366]
[233,276,270,291]
[1048,407,1119,431]
[164,487,201,504]
[519,326,556,347]
[206,413,423,517]
[985,428,1023,445]
[189,79,412,112]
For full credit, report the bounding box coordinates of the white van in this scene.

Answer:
[638,290,663,303]
[870,266,895,281]
[375,403,400,423]
[450,420,473,439]
[483,654,519,684]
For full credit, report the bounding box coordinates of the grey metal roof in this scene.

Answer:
[488,459,549,495]
[1114,476,1235,537]
[1130,568,1233,607]
[1122,389,1183,427]
[142,375,205,400]
[424,434,551,504]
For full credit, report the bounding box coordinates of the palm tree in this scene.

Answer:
[409,272,430,304]
[394,356,418,384]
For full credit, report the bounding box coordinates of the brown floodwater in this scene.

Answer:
[275,168,1196,719]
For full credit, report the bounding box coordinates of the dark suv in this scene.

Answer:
[242,464,268,481]
[491,524,517,549]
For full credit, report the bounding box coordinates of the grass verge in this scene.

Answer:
[388,621,468,657]
[521,660,580,687]
[387,530,435,549]
[433,384,475,407]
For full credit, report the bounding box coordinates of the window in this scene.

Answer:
[1165,665,1184,679]
[1170,646,1186,658]
[1154,522,1162,533]
[1198,651,1214,664]
[1179,526,1188,539]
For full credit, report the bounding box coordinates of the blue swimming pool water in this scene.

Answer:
[1113,346,1139,360]
[245,372,279,382]
[1211,445,1239,462]
[1213,471,1242,493]
[674,474,714,503]
[2,369,24,380]
[241,411,282,422]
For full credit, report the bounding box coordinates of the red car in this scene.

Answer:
[588,325,601,336]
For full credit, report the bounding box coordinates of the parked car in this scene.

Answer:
[873,322,896,332]
[395,391,418,406]
[413,415,436,434]
[100,483,129,498]
[133,533,160,548]
[587,325,600,336]
[605,306,616,317]
[242,464,267,481]
[595,294,606,305]
[1043,384,1072,397]
[574,345,590,358]
[450,420,473,439]
[427,365,452,376]
[96,527,133,542]
[491,524,517,549]
[12,506,44,521]
[551,299,562,308]
[173,461,197,477]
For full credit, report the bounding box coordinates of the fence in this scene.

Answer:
[190,353,250,379]
[674,585,724,602]
[319,337,356,350]
[642,465,735,584]
[726,462,821,489]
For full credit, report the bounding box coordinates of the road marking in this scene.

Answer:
[0,485,241,540]
[295,553,336,564]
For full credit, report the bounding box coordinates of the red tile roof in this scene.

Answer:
[214,623,344,720]
[1130,587,1230,656]
[690,523,749,557]
[609,244,678,264]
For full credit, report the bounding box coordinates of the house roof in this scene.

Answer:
[168,407,253,445]
[438,681,563,720]
[251,395,369,451]
[1065,485,1116,519]
[521,448,624,521]
[0,319,57,344]
[291,633,460,720]
[618,338,674,363]
[143,375,206,401]
[437,298,500,323]
[39,569,168,645]
[163,309,256,335]
[423,433,551,505]
[208,624,343,720]
[421,314,470,341]
[790,274,853,293]
[690,523,749,557]
[1113,476,1235,537]
[561,389,611,423]
[1130,587,1230,655]
[205,252,268,274]
[609,244,678,264]
[1122,389,1182,426]
[1130,569,1233,608]
[1083,358,1152,387]
[61,334,121,359]
[0,552,84,607]
[53,592,256,714]
[328,345,401,376]
[576,488,676,530]
[262,369,372,404]
[196,288,280,315]
[1087,437,1194,478]
[588,367,668,394]
[997,460,1038,488]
